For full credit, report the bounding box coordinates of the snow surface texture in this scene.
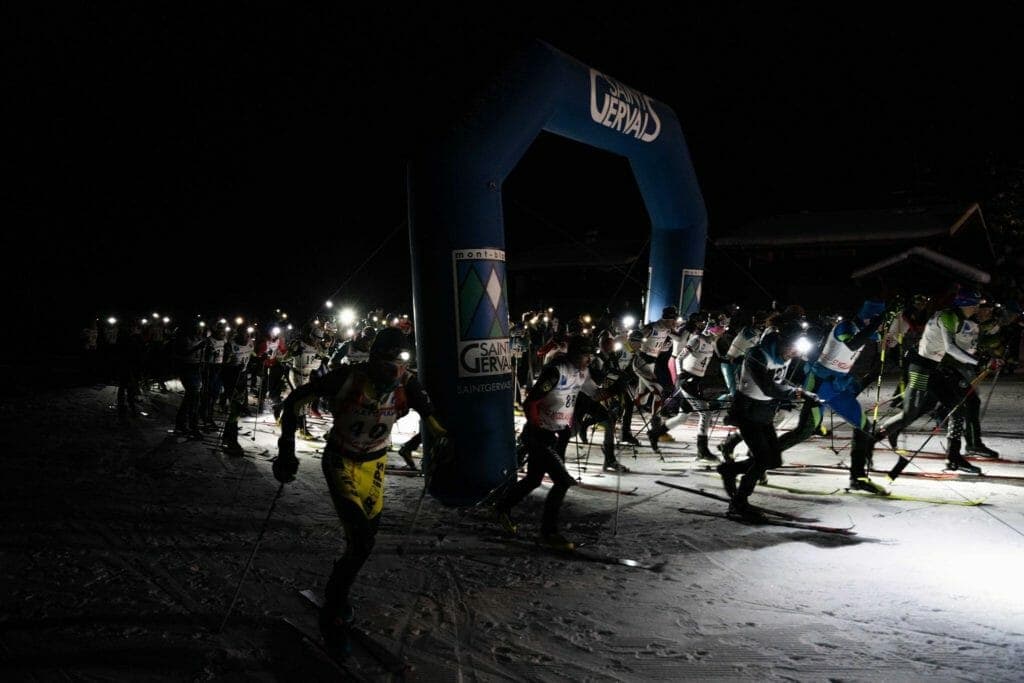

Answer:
[3,376,1024,681]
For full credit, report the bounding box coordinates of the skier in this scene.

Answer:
[494,335,607,549]
[220,326,254,453]
[199,324,227,431]
[114,319,145,423]
[875,288,997,473]
[963,301,1004,456]
[663,314,729,462]
[286,324,325,440]
[576,333,630,472]
[716,310,767,459]
[172,321,209,438]
[716,321,819,516]
[772,299,888,492]
[884,293,930,407]
[329,326,375,368]
[273,327,449,655]
[617,329,643,446]
[635,307,680,451]
[257,326,287,416]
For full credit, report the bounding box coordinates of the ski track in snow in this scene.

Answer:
[2,377,1024,680]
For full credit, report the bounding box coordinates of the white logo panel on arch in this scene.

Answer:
[453,248,512,379]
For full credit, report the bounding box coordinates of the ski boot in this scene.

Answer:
[965,442,999,457]
[602,460,631,473]
[727,498,765,521]
[646,425,665,453]
[848,476,889,495]
[318,603,355,658]
[620,433,641,447]
[398,441,418,470]
[221,423,244,455]
[946,439,982,474]
[695,435,718,463]
[494,508,518,535]
[539,532,575,551]
[717,432,742,462]
[716,463,737,499]
[297,429,319,441]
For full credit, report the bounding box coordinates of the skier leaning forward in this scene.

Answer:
[776,299,887,492]
[495,336,611,550]
[272,327,449,653]
[716,322,821,517]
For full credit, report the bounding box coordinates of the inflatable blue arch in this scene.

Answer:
[408,41,707,505]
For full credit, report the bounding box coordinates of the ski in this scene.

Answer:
[890,448,1022,466]
[780,463,1024,484]
[385,466,424,476]
[485,536,666,572]
[677,507,856,535]
[763,482,985,506]
[654,480,820,523]
[534,475,638,495]
[298,589,411,676]
[278,616,365,681]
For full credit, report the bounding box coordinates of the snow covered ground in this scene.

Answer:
[3,375,1024,681]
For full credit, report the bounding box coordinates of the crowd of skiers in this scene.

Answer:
[84,285,1022,656]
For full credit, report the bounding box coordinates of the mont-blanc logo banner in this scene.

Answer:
[453,249,512,379]
[679,268,703,319]
[589,68,661,142]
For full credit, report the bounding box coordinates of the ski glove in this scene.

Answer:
[799,390,823,405]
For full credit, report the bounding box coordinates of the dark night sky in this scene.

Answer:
[8,5,1023,336]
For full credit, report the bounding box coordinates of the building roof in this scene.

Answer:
[714,204,967,248]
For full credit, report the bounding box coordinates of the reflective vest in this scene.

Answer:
[227,340,253,368]
[640,322,673,356]
[534,357,589,431]
[955,319,979,356]
[330,370,409,454]
[815,324,861,374]
[292,341,320,376]
[727,326,760,360]
[681,333,716,377]
[737,348,790,401]
[206,338,226,365]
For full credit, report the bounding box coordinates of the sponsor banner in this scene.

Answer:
[589,68,661,142]
[453,249,512,379]
[679,268,703,319]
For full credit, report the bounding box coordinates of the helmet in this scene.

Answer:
[359,326,377,342]
[857,299,886,321]
[777,320,806,348]
[952,288,982,307]
[566,335,595,361]
[368,327,412,388]
[370,327,411,361]
[661,306,678,320]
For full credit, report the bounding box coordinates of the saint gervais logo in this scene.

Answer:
[589,68,661,142]
[453,249,512,379]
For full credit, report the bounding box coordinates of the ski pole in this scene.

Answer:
[397,435,447,555]
[218,481,285,632]
[887,367,992,481]
[979,347,1008,421]
[979,365,1002,421]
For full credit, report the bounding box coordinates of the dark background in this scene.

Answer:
[8,5,1023,340]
